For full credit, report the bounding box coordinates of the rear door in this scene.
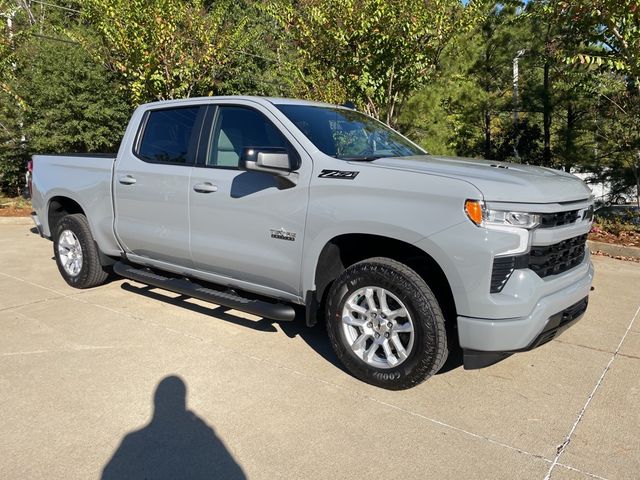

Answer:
[114,104,207,266]
[188,102,311,297]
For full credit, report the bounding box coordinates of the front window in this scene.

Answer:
[207,106,290,168]
[275,104,425,160]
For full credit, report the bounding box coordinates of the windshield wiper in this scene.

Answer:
[335,155,387,161]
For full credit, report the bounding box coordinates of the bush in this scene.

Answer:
[594,211,640,236]
[0,152,27,197]
[0,161,26,197]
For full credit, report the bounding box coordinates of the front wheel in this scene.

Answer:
[53,213,109,289]
[326,257,448,390]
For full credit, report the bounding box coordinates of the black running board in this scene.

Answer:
[113,261,296,322]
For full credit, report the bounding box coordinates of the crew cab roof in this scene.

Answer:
[137,95,348,110]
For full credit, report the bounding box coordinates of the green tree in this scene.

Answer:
[562,0,640,83]
[562,0,640,205]
[398,1,539,160]
[0,2,131,195]
[76,0,256,104]
[467,1,523,159]
[0,0,28,195]
[396,66,467,155]
[18,35,130,154]
[266,0,484,127]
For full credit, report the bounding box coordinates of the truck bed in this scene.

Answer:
[31,154,121,256]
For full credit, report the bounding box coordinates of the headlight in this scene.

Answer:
[484,210,541,229]
[465,200,540,229]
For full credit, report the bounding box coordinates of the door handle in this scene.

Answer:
[193,182,218,193]
[118,175,137,185]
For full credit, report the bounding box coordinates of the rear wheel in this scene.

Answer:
[326,257,448,390]
[53,213,109,288]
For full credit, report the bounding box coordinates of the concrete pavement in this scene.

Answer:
[0,222,638,479]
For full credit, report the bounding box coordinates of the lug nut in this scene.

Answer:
[387,322,393,328]
[367,322,373,328]
[375,332,380,338]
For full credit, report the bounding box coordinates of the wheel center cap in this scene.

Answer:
[371,317,389,333]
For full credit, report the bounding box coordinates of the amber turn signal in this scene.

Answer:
[464,199,484,226]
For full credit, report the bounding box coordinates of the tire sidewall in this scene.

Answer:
[327,261,443,389]
[53,215,95,288]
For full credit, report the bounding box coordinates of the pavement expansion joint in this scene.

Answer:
[554,463,610,480]
[543,304,640,480]
[0,290,90,313]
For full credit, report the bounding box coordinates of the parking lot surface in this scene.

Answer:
[1,221,639,479]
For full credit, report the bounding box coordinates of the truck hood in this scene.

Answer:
[369,155,592,203]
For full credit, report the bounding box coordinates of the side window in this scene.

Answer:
[207,106,289,168]
[137,106,203,164]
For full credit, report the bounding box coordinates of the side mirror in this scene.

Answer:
[239,147,294,175]
[239,147,298,188]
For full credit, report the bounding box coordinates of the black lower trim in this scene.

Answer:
[30,213,45,238]
[463,296,589,370]
[462,350,513,370]
[305,290,320,327]
[113,261,296,322]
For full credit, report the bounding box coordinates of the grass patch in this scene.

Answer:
[0,195,32,217]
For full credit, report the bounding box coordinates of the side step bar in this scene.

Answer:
[113,261,296,322]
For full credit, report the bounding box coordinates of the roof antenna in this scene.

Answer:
[342,101,356,110]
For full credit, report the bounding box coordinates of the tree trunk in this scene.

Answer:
[484,109,491,159]
[564,102,574,173]
[543,62,552,167]
[635,152,640,210]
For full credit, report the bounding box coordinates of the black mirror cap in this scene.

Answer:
[239,147,299,173]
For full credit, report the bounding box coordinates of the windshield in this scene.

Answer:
[275,104,425,160]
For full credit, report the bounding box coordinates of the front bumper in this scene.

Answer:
[458,259,594,368]
[463,296,589,369]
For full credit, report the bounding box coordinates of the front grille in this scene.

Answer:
[539,210,580,228]
[490,234,588,293]
[528,234,588,278]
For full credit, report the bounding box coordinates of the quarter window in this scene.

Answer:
[137,107,203,164]
[208,106,289,168]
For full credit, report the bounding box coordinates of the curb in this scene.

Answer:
[588,239,640,259]
[0,216,32,225]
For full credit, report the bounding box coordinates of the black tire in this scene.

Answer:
[326,257,448,390]
[53,213,109,289]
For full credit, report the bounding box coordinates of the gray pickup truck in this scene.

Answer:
[31,96,595,390]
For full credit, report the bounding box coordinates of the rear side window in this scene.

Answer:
[137,107,203,164]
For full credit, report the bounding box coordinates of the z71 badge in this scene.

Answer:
[318,169,359,180]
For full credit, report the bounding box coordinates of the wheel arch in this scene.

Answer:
[306,233,457,330]
[48,195,85,236]
[47,196,115,267]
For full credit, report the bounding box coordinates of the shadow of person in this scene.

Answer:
[102,376,245,480]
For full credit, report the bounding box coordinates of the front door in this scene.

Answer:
[188,102,311,298]
[114,105,206,266]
